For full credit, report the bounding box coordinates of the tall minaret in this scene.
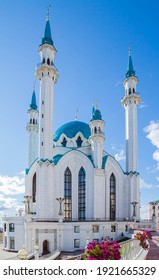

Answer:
[89,106,105,169]
[35,11,58,219]
[35,10,58,160]
[26,89,39,167]
[121,49,141,173]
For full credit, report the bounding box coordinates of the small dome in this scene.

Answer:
[91,108,102,121]
[54,121,91,142]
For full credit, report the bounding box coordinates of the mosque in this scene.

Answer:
[3,13,142,256]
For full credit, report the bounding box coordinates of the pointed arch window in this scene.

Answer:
[61,137,67,147]
[64,168,72,221]
[78,167,86,220]
[110,173,116,221]
[32,173,36,203]
[76,136,83,147]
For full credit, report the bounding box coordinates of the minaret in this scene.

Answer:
[89,106,105,169]
[121,49,141,173]
[35,10,58,160]
[26,89,39,167]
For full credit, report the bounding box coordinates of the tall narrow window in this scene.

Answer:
[78,167,86,220]
[110,173,116,221]
[32,173,36,203]
[76,136,83,147]
[64,168,72,221]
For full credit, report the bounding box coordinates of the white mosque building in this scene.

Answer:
[3,14,142,256]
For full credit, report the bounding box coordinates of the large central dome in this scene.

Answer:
[54,121,91,141]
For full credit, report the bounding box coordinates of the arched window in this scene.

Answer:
[76,136,83,147]
[30,119,32,124]
[128,88,131,95]
[32,173,36,203]
[133,88,135,93]
[47,58,50,65]
[78,167,86,220]
[61,137,67,147]
[94,127,97,134]
[42,58,45,64]
[33,119,35,124]
[110,173,116,220]
[64,168,72,221]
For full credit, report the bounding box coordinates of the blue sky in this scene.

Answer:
[0,0,159,225]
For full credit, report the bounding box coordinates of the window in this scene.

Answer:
[128,88,131,95]
[42,100,44,105]
[32,173,36,203]
[9,223,14,232]
[10,237,15,250]
[42,142,43,146]
[64,168,72,221]
[61,137,67,147]
[4,223,6,232]
[33,119,35,124]
[94,127,97,134]
[5,236,7,248]
[92,225,99,233]
[74,239,80,248]
[42,58,45,64]
[42,128,43,132]
[74,226,80,233]
[47,58,50,65]
[111,225,116,232]
[78,167,86,220]
[110,173,116,221]
[42,114,44,118]
[76,136,83,147]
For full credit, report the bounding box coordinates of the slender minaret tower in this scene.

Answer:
[35,10,58,219]
[89,106,105,169]
[26,89,39,167]
[35,10,58,160]
[121,49,141,173]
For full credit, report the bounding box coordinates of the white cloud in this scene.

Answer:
[140,178,159,189]
[114,149,126,161]
[0,173,25,195]
[139,101,148,109]
[140,178,154,189]
[144,121,159,170]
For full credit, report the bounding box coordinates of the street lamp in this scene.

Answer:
[17,245,27,260]
[130,201,138,219]
[150,201,158,217]
[56,197,65,215]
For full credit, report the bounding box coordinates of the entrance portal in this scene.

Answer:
[42,240,50,255]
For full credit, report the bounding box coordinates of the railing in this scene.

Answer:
[120,239,144,260]
[32,218,133,222]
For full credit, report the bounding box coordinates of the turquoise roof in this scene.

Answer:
[54,121,91,141]
[41,19,53,46]
[125,52,136,78]
[30,90,38,110]
[91,108,102,121]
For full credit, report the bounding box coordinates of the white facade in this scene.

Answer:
[3,17,142,256]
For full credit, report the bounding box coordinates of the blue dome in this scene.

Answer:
[54,121,91,141]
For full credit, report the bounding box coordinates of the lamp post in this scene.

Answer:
[56,197,65,215]
[56,197,65,222]
[17,245,27,260]
[130,201,138,221]
[150,201,158,230]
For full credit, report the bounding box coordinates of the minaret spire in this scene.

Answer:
[126,46,136,78]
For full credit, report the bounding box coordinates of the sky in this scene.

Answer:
[0,0,159,226]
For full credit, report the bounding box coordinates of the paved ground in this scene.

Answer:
[146,231,159,260]
[0,243,18,260]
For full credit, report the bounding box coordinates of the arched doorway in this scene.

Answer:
[42,240,50,255]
